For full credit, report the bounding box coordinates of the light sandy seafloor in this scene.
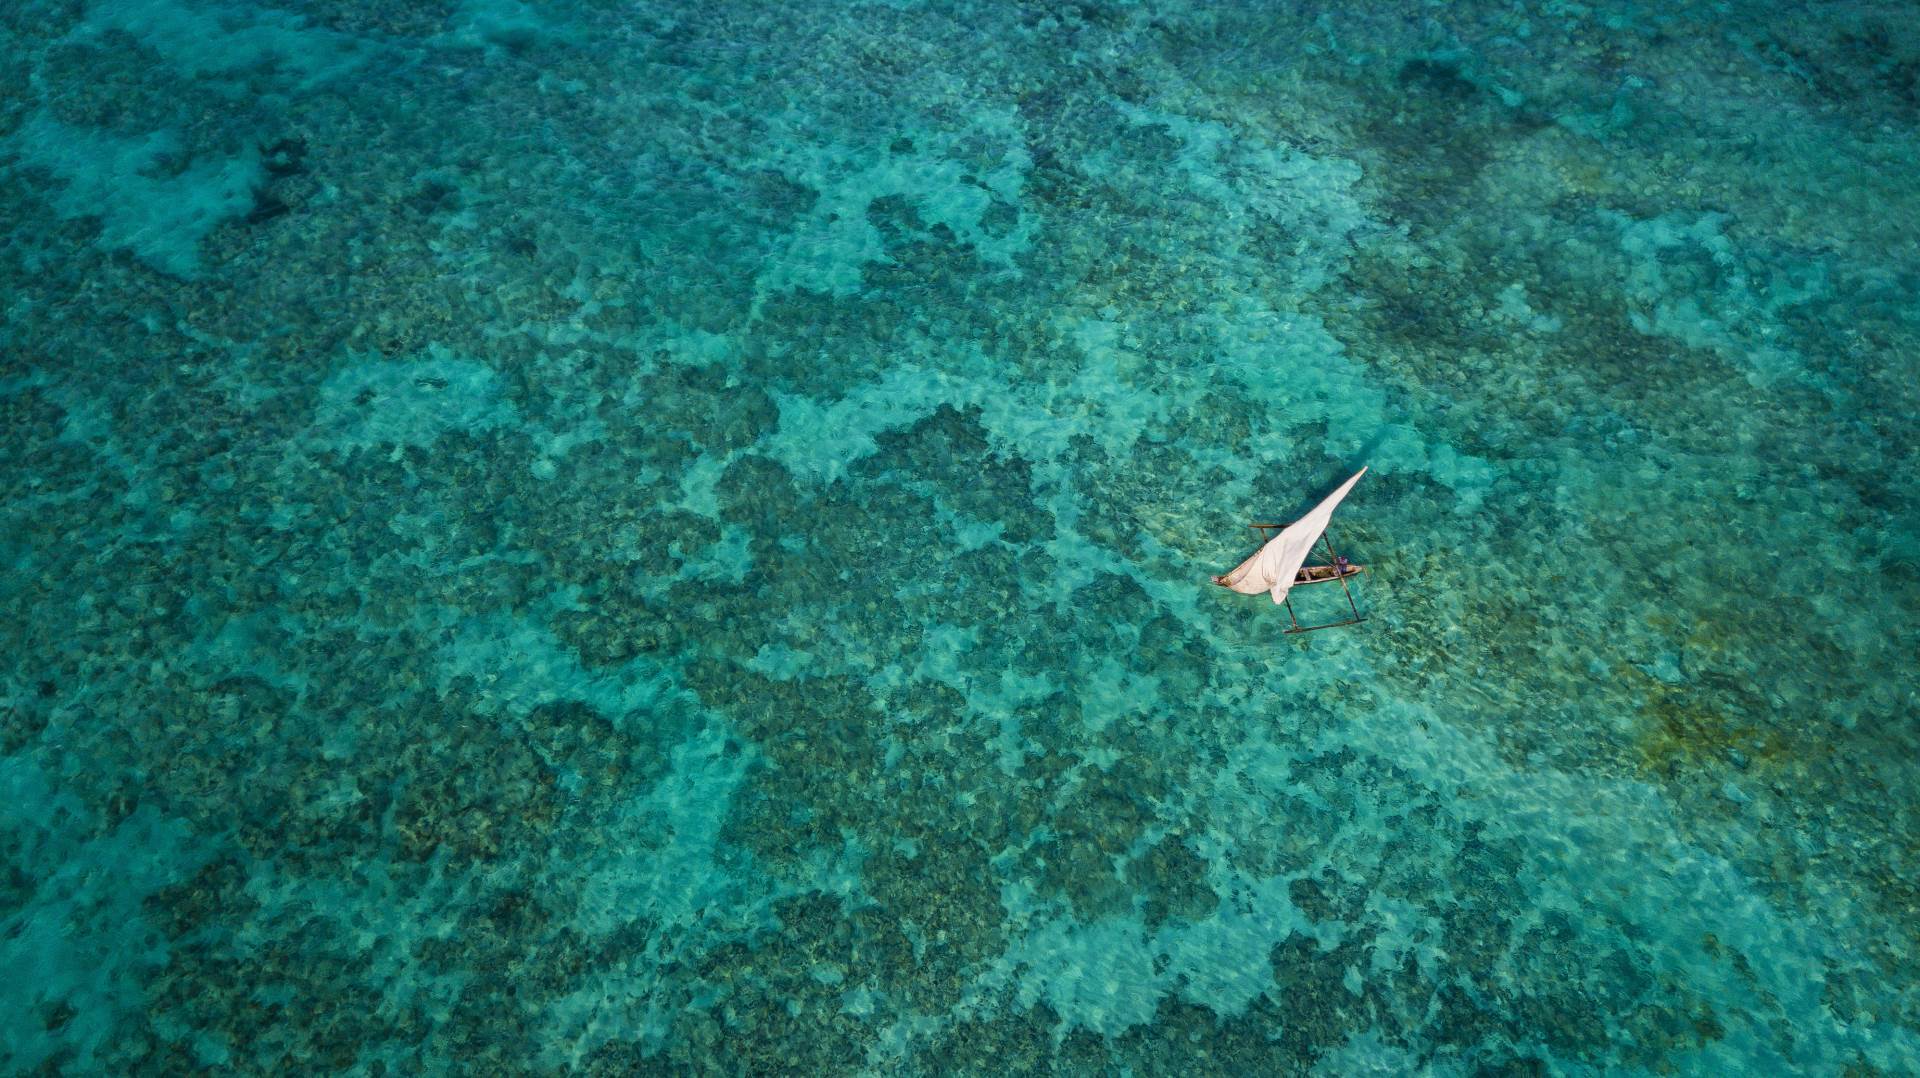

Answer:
[2,0,1917,1072]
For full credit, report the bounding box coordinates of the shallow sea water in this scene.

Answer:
[3,0,1918,1072]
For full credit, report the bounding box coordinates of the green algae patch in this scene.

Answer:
[1630,676,1798,782]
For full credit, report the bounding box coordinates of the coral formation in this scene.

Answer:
[2,0,1917,1071]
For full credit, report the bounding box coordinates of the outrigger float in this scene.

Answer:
[1211,466,1368,634]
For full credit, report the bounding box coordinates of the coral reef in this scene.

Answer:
[2,0,1917,1072]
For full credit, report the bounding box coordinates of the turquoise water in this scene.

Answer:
[3,0,1918,1071]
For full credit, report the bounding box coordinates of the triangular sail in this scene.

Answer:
[1214,467,1367,605]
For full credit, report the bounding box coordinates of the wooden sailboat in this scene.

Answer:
[1212,466,1368,634]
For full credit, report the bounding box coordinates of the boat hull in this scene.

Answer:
[1292,564,1365,586]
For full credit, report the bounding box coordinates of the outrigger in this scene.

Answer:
[1211,467,1368,634]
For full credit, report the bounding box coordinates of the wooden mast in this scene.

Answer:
[1282,530,1366,634]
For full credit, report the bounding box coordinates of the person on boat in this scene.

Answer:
[1335,555,1352,575]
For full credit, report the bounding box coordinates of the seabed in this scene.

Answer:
[2,0,1917,1073]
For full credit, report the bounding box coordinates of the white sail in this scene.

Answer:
[1214,467,1367,605]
